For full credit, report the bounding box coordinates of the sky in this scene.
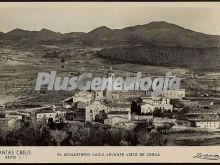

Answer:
[1,2,220,35]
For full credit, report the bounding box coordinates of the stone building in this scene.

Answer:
[141,97,173,113]
[85,100,109,122]
[141,103,155,114]
[36,109,66,123]
[161,89,185,99]
[152,117,176,127]
[61,91,93,108]
[194,120,220,129]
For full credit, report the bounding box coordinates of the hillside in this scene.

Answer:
[83,21,220,48]
[0,28,85,46]
[97,45,220,72]
[0,32,4,38]
[4,28,61,40]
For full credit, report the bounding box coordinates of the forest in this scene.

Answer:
[96,45,220,72]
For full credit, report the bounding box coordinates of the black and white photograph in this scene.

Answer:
[0,2,220,148]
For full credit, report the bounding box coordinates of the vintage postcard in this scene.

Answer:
[0,2,220,163]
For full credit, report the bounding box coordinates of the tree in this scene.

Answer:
[109,128,122,146]
[50,129,67,146]
[0,112,5,118]
[153,108,162,117]
[157,123,172,134]
[149,132,164,146]
[136,128,151,146]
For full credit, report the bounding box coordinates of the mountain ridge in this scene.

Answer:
[1,21,220,48]
[83,21,220,47]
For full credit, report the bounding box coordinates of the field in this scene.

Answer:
[164,133,220,146]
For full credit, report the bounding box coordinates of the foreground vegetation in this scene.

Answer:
[0,120,167,146]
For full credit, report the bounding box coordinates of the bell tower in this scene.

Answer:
[104,66,114,100]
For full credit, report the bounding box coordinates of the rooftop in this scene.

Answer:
[0,117,17,121]
[153,117,176,122]
[76,101,87,108]
[187,115,219,121]
[108,111,129,115]
[111,102,131,108]
[36,110,56,114]
[54,106,70,112]
[140,102,154,106]
[107,116,128,120]
[195,120,220,122]
[61,97,73,103]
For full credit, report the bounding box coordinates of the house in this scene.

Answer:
[133,115,153,121]
[161,89,185,99]
[186,111,220,129]
[112,90,147,99]
[61,97,74,108]
[107,111,131,121]
[36,110,58,122]
[152,117,176,127]
[5,113,23,120]
[141,97,173,112]
[65,108,85,122]
[195,120,220,129]
[85,100,109,122]
[104,116,129,125]
[175,120,191,127]
[61,91,93,108]
[141,103,155,114]
[36,109,65,123]
[16,111,31,118]
[75,101,87,109]
[73,91,93,103]
[110,102,131,112]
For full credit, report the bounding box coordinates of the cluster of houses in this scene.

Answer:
[56,88,187,128]
[32,76,186,128]
[41,71,218,130]
[1,71,220,134]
